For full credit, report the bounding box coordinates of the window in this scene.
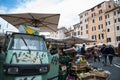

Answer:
[108,5,111,8]
[80,15,83,18]
[99,16,102,21]
[105,14,109,19]
[87,18,89,22]
[99,33,104,40]
[78,31,80,35]
[85,12,88,16]
[85,18,88,22]
[92,26,96,31]
[85,19,86,22]
[92,13,96,17]
[92,35,96,40]
[114,18,120,23]
[107,38,111,42]
[106,21,111,26]
[114,10,119,16]
[10,34,47,51]
[86,24,88,29]
[99,9,102,14]
[86,30,88,34]
[108,21,110,25]
[92,19,95,23]
[117,26,120,30]
[78,25,80,30]
[116,36,120,41]
[92,14,93,17]
[107,29,110,32]
[98,24,103,30]
[81,26,83,30]
[114,19,116,23]
[80,21,82,24]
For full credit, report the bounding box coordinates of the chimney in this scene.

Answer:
[110,0,118,7]
[110,0,115,2]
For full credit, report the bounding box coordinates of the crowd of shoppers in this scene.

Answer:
[87,43,116,66]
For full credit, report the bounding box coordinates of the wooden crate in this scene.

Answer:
[77,74,96,80]
[90,71,110,80]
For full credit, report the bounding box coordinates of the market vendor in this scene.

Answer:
[59,47,70,80]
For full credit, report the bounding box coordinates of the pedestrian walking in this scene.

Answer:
[92,45,101,62]
[100,44,108,66]
[108,45,115,66]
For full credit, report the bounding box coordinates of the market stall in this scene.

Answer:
[58,36,110,80]
[66,55,110,80]
[59,47,110,80]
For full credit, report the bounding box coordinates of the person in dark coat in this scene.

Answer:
[118,43,120,56]
[108,45,115,66]
[100,44,108,66]
[81,44,86,56]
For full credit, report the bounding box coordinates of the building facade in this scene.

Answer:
[74,10,89,38]
[105,7,120,46]
[88,1,115,45]
[49,27,68,39]
[77,0,120,46]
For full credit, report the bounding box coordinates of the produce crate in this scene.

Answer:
[90,71,110,80]
[77,73,96,80]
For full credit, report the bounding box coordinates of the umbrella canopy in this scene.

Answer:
[0,13,60,32]
[63,36,96,44]
[45,37,63,43]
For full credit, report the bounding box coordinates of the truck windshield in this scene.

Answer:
[9,34,47,51]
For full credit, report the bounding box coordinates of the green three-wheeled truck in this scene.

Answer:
[0,13,60,80]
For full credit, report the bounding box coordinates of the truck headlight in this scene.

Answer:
[7,67,19,74]
[39,66,48,73]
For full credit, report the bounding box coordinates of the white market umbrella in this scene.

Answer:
[0,13,60,32]
[63,36,96,44]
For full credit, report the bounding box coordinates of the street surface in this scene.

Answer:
[88,56,120,80]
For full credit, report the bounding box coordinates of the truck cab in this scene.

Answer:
[0,32,59,80]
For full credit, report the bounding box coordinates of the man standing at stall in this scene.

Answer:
[81,44,86,56]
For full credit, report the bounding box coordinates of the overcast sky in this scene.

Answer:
[0,0,108,30]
